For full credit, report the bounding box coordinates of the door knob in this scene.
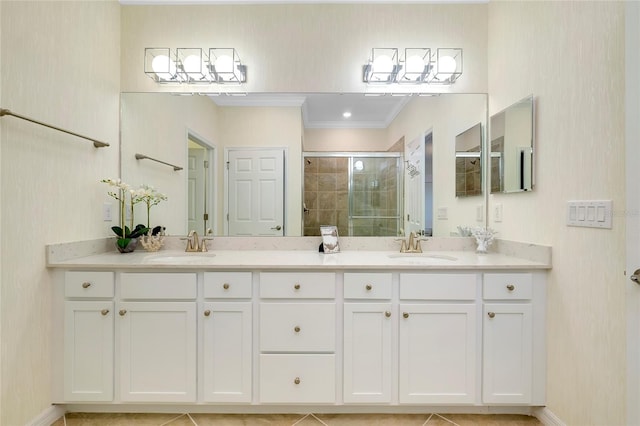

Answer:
[271,225,282,231]
[631,269,640,285]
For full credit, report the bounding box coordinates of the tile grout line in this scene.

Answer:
[434,413,462,426]
[291,413,329,426]
[159,413,189,426]
[186,413,198,426]
[423,413,434,425]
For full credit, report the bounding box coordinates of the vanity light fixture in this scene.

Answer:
[362,47,462,86]
[144,47,247,85]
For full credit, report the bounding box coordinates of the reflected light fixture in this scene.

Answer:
[145,47,247,85]
[363,47,462,86]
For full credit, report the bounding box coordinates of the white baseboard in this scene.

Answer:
[534,407,566,426]
[26,405,66,426]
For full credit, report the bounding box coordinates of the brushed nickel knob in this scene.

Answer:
[204,310,211,317]
[294,284,301,290]
[101,309,109,316]
[294,377,301,385]
[506,284,515,291]
[488,312,496,318]
[403,312,409,319]
[294,326,301,333]
[82,282,91,289]
[365,284,373,291]
[385,311,391,318]
[223,283,230,290]
[119,310,127,316]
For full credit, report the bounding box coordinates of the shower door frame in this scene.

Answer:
[302,152,404,237]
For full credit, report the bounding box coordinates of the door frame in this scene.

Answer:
[223,146,287,236]
[185,129,216,236]
[626,2,640,424]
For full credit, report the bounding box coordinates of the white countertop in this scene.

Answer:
[46,249,551,270]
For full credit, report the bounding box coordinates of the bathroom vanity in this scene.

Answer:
[48,238,550,414]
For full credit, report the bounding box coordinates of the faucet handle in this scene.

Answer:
[395,238,408,253]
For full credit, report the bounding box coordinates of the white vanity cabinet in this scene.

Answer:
[343,272,393,403]
[201,272,252,402]
[63,271,114,402]
[259,272,336,404]
[398,273,478,404]
[482,273,542,405]
[118,273,197,403]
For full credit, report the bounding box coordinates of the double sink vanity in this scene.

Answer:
[48,236,550,414]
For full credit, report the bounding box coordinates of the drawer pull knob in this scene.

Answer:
[294,284,301,290]
[506,284,515,291]
[385,311,391,318]
[119,310,127,316]
[294,377,301,385]
[365,284,372,291]
[403,312,409,319]
[82,282,91,289]
[204,310,211,317]
[223,283,230,290]
[488,312,496,318]
[101,309,109,316]
[294,326,301,333]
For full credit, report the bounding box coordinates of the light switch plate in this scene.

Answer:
[103,203,112,222]
[494,203,503,223]
[437,207,448,220]
[567,200,612,229]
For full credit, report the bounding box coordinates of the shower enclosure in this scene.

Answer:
[303,152,403,237]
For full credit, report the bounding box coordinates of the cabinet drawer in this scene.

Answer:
[204,272,252,299]
[260,303,335,352]
[259,354,335,403]
[483,273,533,300]
[120,273,197,300]
[400,273,477,300]
[344,273,392,299]
[65,271,114,298]
[260,272,335,299]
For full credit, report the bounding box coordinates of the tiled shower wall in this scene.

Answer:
[303,156,399,237]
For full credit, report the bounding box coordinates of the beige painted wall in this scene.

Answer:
[120,3,488,94]
[388,94,487,236]
[218,107,303,235]
[303,128,388,152]
[487,2,626,424]
[121,93,220,236]
[0,1,121,425]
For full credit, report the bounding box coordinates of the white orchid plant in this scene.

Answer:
[101,179,167,250]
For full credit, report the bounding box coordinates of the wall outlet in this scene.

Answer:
[494,204,503,223]
[103,203,112,222]
[437,207,448,220]
[476,205,484,222]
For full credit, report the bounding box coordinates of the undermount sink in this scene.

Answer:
[387,253,458,263]
[144,252,216,264]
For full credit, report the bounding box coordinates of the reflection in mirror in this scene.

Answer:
[490,95,534,193]
[120,92,487,237]
[455,122,483,197]
[302,153,402,237]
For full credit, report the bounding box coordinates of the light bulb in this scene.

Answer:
[183,54,205,79]
[371,54,394,81]
[436,55,457,81]
[214,55,234,81]
[343,111,352,118]
[151,55,176,81]
[405,55,426,74]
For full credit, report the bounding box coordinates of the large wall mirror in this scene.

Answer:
[490,95,535,193]
[120,92,488,237]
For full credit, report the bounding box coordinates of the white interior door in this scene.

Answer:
[227,149,284,236]
[188,147,206,234]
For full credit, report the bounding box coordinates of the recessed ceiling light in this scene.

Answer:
[343,111,352,118]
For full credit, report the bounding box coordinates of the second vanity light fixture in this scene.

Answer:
[144,48,247,85]
[363,47,462,85]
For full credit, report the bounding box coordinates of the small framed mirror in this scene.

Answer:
[490,95,535,193]
[455,122,483,197]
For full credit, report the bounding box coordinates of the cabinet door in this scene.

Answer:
[64,301,114,401]
[118,302,196,402]
[343,303,392,403]
[399,304,477,404]
[202,302,252,402]
[483,303,533,404]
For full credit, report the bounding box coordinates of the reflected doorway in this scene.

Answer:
[187,133,215,236]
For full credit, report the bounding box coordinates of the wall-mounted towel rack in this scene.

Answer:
[135,153,183,171]
[0,108,109,148]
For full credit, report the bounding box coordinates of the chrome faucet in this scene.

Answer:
[397,231,425,253]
